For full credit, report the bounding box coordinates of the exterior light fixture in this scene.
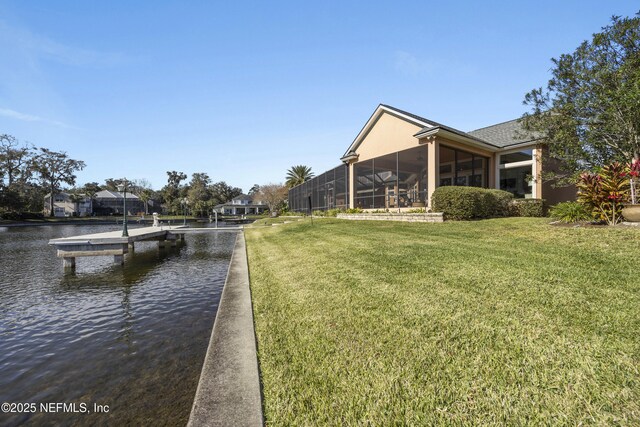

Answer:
[117,179,129,237]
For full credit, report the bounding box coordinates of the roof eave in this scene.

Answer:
[415,128,500,151]
[498,139,544,150]
[340,152,359,163]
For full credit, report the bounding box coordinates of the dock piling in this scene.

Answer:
[48,226,216,269]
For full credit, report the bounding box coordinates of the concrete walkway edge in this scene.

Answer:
[188,232,264,426]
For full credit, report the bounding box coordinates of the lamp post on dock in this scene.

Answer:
[117,179,129,237]
[182,197,189,226]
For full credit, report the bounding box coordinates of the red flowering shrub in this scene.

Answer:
[577,162,630,225]
[630,159,640,204]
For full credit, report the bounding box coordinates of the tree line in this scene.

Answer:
[0,136,86,217]
[156,171,245,216]
[0,136,255,218]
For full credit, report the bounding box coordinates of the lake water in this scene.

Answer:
[0,224,237,426]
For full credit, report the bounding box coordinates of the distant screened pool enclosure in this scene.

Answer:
[287,104,575,213]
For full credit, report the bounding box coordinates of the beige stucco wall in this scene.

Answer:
[434,137,496,159]
[354,113,424,161]
[539,145,577,204]
[534,145,543,198]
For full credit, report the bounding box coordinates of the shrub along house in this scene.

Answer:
[288,104,575,212]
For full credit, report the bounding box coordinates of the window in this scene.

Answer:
[439,145,488,189]
[500,149,533,165]
[499,148,534,198]
[500,166,533,198]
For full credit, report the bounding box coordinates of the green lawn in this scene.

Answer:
[244,218,640,425]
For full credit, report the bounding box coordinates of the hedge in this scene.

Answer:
[0,211,45,220]
[510,199,547,217]
[431,187,514,220]
[485,189,515,218]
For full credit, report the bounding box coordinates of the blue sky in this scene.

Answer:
[0,1,638,193]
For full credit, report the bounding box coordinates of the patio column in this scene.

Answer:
[348,162,355,209]
[533,145,543,198]
[426,138,439,207]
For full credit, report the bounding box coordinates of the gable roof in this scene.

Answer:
[468,119,541,148]
[341,104,438,160]
[341,105,544,164]
[379,104,445,128]
[232,194,252,201]
[387,105,541,149]
[342,104,507,162]
[44,192,92,199]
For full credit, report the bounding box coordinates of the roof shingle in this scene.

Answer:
[468,119,539,148]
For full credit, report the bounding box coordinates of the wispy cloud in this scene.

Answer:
[0,19,128,67]
[0,108,75,129]
[394,51,434,76]
[0,19,126,132]
[394,50,478,79]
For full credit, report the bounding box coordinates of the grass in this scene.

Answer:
[244,217,640,426]
[251,217,305,226]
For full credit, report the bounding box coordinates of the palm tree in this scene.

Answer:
[83,182,101,215]
[286,165,314,188]
[138,188,154,214]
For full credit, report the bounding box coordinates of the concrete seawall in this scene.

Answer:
[188,232,263,426]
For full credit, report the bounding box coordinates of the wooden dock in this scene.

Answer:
[48,225,239,269]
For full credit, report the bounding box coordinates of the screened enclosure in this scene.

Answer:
[353,146,428,210]
[288,165,349,213]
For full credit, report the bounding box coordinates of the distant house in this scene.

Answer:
[214,194,267,215]
[43,192,92,217]
[93,190,146,216]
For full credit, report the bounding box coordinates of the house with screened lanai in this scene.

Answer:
[288,104,575,212]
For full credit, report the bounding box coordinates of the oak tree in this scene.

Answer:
[33,148,86,216]
[522,13,640,183]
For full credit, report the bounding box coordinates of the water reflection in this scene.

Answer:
[0,225,236,426]
[58,240,186,286]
